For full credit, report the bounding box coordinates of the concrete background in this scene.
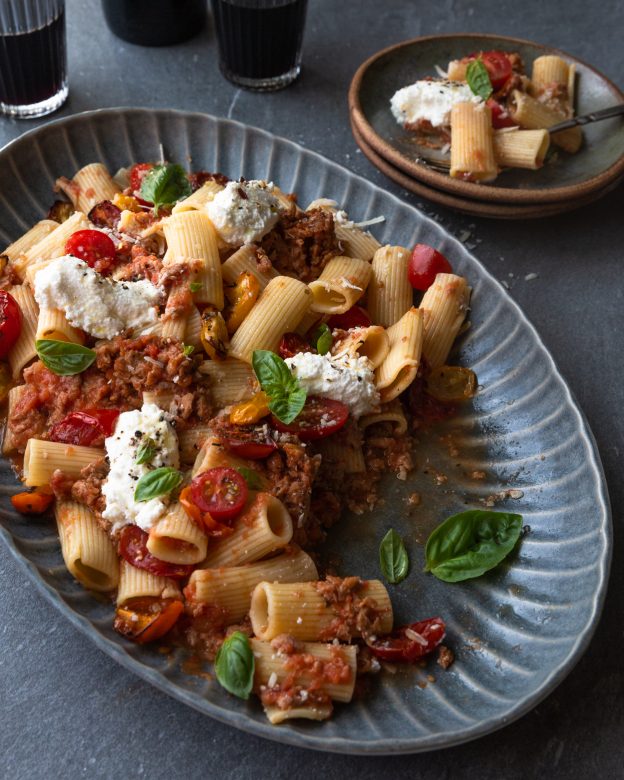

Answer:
[1,0,622,777]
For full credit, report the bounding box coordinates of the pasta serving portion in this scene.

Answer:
[0,160,475,724]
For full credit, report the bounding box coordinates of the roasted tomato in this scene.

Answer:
[88,200,122,229]
[129,163,155,194]
[64,229,117,274]
[224,271,260,334]
[114,596,184,644]
[179,485,235,538]
[278,332,309,359]
[221,437,277,460]
[408,244,452,291]
[47,200,75,224]
[200,305,229,360]
[11,490,54,515]
[480,50,513,91]
[49,409,120,446]
[229,392,270,425]
[271,396,349,441]
[190,467,248,522]
[487,98,516,129]
[327,305,371,331]
[425,366,477,403]
[0,290,21,360]
[118,525,194,579]
[368,617,446,662]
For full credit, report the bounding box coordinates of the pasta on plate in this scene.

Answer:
[0,159,475,724]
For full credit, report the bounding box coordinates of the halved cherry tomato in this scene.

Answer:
[0,290,21,359]
[278,332,309,359]
[408,244,452,291]
[487,98,516,129]
[129,162,154,194]
[49,409,120,446]
[179,485,235,538]
[425,366,477,403]
[118,525,194,579]
[114,596,183,644]
[368,617,446,663]
[327,305,371,331]
[271,396,349,441]
[11,490,54,515]
[65,229,117,274]
[229,392,270,425]
[190,467,248,521]
[480,50,513,91]
[222,437,277,460]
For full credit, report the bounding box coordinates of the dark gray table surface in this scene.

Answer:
[1,0,622,777]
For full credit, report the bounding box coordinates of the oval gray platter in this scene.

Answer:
[0,108,611,755]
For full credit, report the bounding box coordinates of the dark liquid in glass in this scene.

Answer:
[0,9,66,106]
[102,0,206,46]
[211,0,308,80]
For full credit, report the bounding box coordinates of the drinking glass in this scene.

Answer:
[0,0,68,118]
[211,0,308,91]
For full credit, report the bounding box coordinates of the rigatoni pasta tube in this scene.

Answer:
[178,424,212,464]
[23,439,103,486]
[147,502,208,565]
[450,102,498,182]
[68,163,121,213]
[375,308,423,402]
[334,223,381,261]
[36,307,83,344]
[192,435,251,477]
[315,426,365,474]
[3,220,58,267]
[531,55,570,91]
[56,501,119,592]
[331,325,390,369]
[360,401,408,435]
[201,493,293,568]
[250,579,393,641]
[172,180,224,213]
[184,305,202,348]
[22,211,91,267]
[7,284,38,378]
[2,386,26,454]
[367,245,413,328]
[221,245,278,290]
[494,129,550,170]
[186,547,318,621]
[420,273,471,369]
[308,256,371,314]
[116,560,181,606]
[199,358,258,406]
[508,90,581,153]
[228,276,312,363]
[446,59,468,81]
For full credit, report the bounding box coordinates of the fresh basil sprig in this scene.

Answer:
[425,510,523,583]
[466,59,493,100]
[252,349,307,425]
[215,631,255,699]
[135,437,157,466]
[36,339,96,376]
[379,528,409,584]
[134,466,183,502]
[139,163,192,214]
[312,323,332,356]
[237,466,264,490]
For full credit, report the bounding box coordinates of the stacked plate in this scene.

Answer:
[349,34,624,218]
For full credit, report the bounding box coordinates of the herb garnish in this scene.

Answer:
[251,349,307,425]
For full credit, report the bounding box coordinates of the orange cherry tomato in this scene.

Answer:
[11,490,54,515]
[114,597,184,644]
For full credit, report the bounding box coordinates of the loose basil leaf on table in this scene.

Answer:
[379,528,409,584]
[140,163,192,214]
[35,339,96,376]
[425,510,523,583]
[312,323,332,355]
[134,467,183,502]
[466,59,494,100]
[252,349,307,424]
[215,631,255,699]
[135,437,157,466]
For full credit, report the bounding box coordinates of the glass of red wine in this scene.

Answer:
[0,0,67,119]
[211,0,308,91]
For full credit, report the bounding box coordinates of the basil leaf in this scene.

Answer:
[251,349,307,425]
[425,510,523,583]
[215,631,255,699]
[36,339,96,376]
[135,437,157,466]
[379,528,409,584]
[182,344,195,357]
[312,323,332,356]
[140,163,192,213]
[189,281,202,293]
[237,466,264,490]
[134,466,183,502]
[466,59,493,100]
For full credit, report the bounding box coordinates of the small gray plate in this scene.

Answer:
[0,109,611,754]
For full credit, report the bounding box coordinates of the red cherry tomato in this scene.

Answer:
[0,290,22,359]
[480,50,513,91]
[408,244,453,291]
[327,305,371,331]
[49,409,120,446]
[129,163,154,194]
[118,525,194,580]
[221,438,278,460]
[487,98,516,129]
[278,332,309,359]
[271,396,349,441]
[179,485,235,538]
[368,617,446,663]
[190,467,248,521]
[65,229,117,274]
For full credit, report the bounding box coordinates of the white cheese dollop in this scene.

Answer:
[101,403,180,533]
[285,352,380,420]
[205,179,281,246]
[34,256,161,340]
[390,79,478,128]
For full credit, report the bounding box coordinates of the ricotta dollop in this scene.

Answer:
[34,256,161,340]
[205,179,281,246]
[285,352,380,420]
[390,79,478,128]
[102,403,180,533]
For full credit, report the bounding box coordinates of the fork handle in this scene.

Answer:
[548,103,624,134]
